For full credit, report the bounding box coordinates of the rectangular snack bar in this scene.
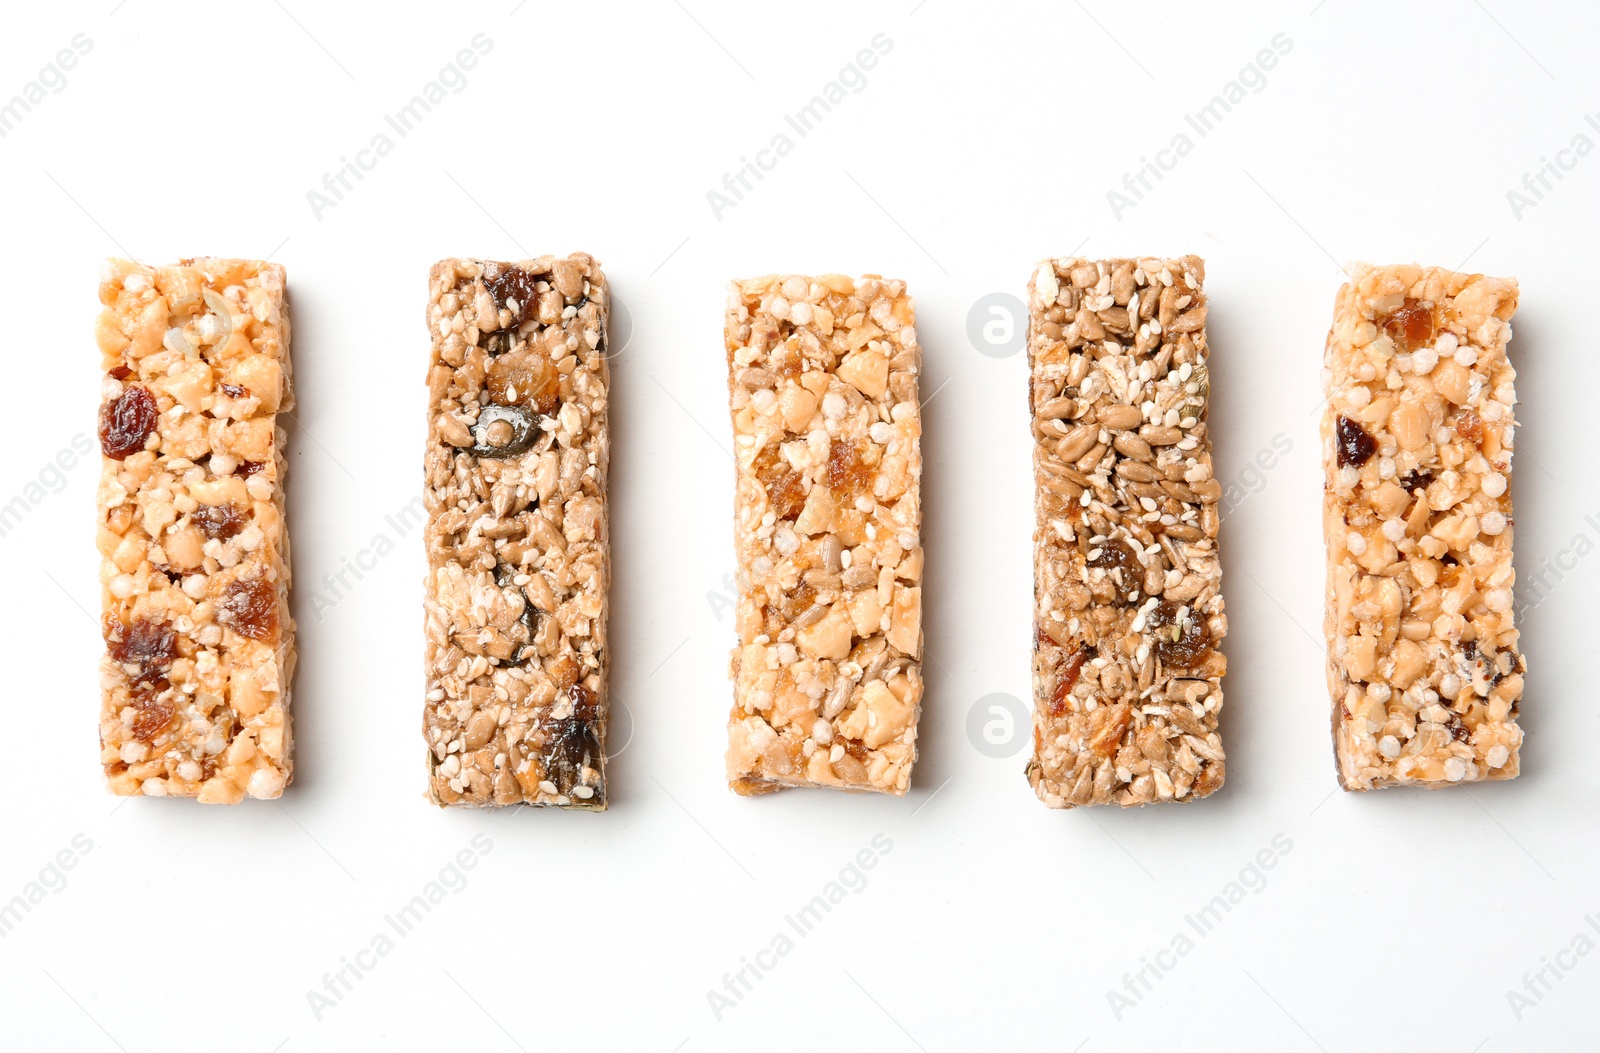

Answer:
[95,258,295,802]
[1025,256,1227,808]
[423,256,611,808]
[723,274,924,795]
[1323,264,1523,790]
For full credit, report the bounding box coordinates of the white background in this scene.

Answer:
[1,1,1596,1050]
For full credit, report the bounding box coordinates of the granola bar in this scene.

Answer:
[423,256,610,808]
[1025,257,1227,808]
[1323,264,1523,790]
[95,259,295,803]
[723,274,924,796]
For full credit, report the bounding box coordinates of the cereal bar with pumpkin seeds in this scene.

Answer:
[723,274,924,796]
[1323,264,1524,791]
[423,256,610,808]
[95,259,295,803]
[1025,256,1228,808]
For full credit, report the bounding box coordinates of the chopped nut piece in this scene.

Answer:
[423,256,611,809]
[1025,256,1227,808]
[96,258,295,802]
[1323,264,1523,791]
[724,274,924,796]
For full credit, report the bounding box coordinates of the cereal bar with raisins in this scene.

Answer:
[1025,257,1227,808]
[1323,264,1523,790]
[724,274,924,796]
[95,259,295,803]
[424,256,611,808]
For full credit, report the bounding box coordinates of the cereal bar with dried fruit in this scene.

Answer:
[724,274,924,796]
[96,259,295,803]
[424,256,610,808]
[1025,257,1227,808]
[1323,264,1523,790]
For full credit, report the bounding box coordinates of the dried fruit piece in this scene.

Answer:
[569,682,600,724]
[1048,648,1089,716]
[1335,415,1377,468]
[1452,409,1483,443]
[754,446,805,521]
[1380,298,1435,352]
[1398,467,1435,494]
[234,460,265,477]
[1088,538,1141,582]
[1147,600,1211,669]
[193,503,246,540]
[217,577,278,642]
[99,385,159,460]
[105,617,178,685]
[485,349,560,415]
[485,267,540,330]
[130,698,176,742]
[826,438,875,497]
[541,715,600,794]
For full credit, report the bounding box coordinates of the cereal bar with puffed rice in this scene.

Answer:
[1323,264,1523,791]
[423,256,611,808]
[96,259,295,802]
[723,274,924,796]
[1025,256,1227,808]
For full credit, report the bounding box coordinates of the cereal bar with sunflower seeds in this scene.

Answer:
[1025,256,1227,808]
[1323,264,1523,791]
[424,256,611,808]
[724,274,924,796]
[95,258,295,803]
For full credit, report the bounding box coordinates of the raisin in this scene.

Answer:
[1452,409,1483,443]
[1448,713,1471,742]
[235,460,265,477]
[485,267,540,331]
[1088,538,1141,580]
[1398,468,1434,494]
[105,617,178,685]
[570,682,600,724]
[1380,298,1436,352]
[1462,639,1478,662]
[754,446,805,521]
[485,350,560,415]
[109,364,132,380]
[1146,600,1212,669]
[130,698,175,742]
[1048,649,1089,716]
[1335,415,1376,468]
[541,715,599,794]
[99,385,158,460]
[220,383,250,398]
[826,439,873,498]
[193,503,246,540]
[217,578,278,642]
